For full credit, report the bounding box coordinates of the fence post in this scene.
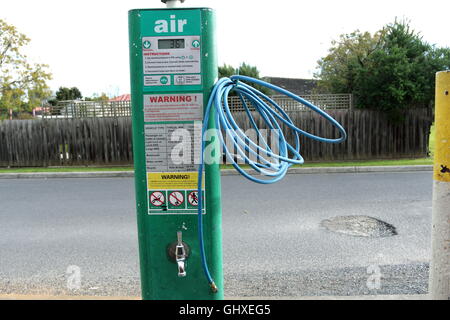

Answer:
[429,71,450,300]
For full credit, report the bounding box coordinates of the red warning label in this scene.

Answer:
[143,93,203,122]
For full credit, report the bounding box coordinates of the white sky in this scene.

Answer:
[1,0,449,97]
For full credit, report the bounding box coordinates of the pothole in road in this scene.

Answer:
[320,215,397,238]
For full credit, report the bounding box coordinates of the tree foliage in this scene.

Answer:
[84,92,109,102]
[55,87,82,101]
[218,62,272,95]
[218,64,236,79]
[316,20,450,121]
[0,19,52,113]
[315,30,385,94]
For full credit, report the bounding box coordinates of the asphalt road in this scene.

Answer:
[0,172,433,297]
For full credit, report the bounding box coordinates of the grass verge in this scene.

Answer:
[0,166,134,173]
[0,158,433,174]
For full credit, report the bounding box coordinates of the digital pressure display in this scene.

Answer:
[158,39,185,49]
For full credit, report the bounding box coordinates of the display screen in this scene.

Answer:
[158,39,185,49]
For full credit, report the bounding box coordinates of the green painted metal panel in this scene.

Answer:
[128,7,223,300]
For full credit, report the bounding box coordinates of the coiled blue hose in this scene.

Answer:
[197,75,347,291]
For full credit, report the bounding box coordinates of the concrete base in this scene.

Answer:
[430,181,450,300]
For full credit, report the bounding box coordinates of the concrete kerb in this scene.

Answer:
[0,165,432,179]
[221,165,433,176]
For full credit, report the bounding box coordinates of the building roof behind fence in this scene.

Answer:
[110,94,131,102]
[265,77,320,95]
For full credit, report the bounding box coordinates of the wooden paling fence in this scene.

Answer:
[0,109,432,167]
[231,108,432,162]
[0,117,132,167]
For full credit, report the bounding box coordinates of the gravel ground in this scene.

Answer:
[0,263,428,297]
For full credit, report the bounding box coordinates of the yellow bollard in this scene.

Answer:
[430,71,450,300]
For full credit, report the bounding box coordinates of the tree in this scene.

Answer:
[55,87,82,101]
[315,30,385,94]
[315,19,450,121]
[84,92,109,102]
[218,64,236,79]
[218,62,272,95]
[0,19,52,113]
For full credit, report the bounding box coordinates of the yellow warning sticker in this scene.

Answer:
[147,172,203,190]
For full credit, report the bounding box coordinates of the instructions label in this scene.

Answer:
[174,74,202,86]
[144,75,171,86]
[145,122,201,172]
[142,35,201,87]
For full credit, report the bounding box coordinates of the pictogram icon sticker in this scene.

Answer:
[149,191,166,208]
[148,189,205,214]
[188,191,199,206]
[168,191,185,209]
[187,190,205,209]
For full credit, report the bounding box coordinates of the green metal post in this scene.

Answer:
[128,7,223,300]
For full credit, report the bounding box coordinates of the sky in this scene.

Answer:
[1,0,449,97]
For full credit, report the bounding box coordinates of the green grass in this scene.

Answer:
[287,158,433,167]
[0,166,134,173]
[0,158,433,173]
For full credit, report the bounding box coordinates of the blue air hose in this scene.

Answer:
[197,75,347,292]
